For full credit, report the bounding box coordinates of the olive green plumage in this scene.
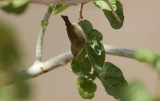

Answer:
[62,15,86,57]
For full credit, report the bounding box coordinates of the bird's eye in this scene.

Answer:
[72,51,77,57]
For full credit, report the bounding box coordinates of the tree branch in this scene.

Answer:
[30,0,92,5]
[0,45,135,86]
[36,6,53,61]
[104,45,134,59]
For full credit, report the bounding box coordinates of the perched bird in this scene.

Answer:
[61,15,86,57]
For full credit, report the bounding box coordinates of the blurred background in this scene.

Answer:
[0,0,160,101]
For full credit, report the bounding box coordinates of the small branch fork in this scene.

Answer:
[0,45,135,86]
[0,6,135,86]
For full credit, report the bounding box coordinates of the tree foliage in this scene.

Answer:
[0,0,160,101]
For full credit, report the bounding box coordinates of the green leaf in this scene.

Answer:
[53,3,70,15]
[77,77,97,93]
[94,0,117,11]
[94,0,124,29]
[79,20,103,41]
[98,62,127,99]
[134,49,160,73]
[79,20,93,34]
[77,77,87,85]
[0,20,30,101]
[134,49,157,64]
[153,98,160,101]
[155,57,160,72]
[12,0,29,8]
[0,20,21,69]
[87,29,103,41]
[41,20,48,29]
[79,20,102,40]
[79,90,94,99]
[0,90,15,101]
[76,77,97,99]
[79,19,105,73]
[14,81,31,99]
[71,49,91,76]
[0,0,28,14]
[121,81,152,101]
[86,39,105,73]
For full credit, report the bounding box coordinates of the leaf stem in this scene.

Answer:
[63,64,73,72]
[78,3,85,21]
[104,0,122,23]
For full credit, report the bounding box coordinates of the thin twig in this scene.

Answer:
[78,3,85,21]
[30,0,93,5]
[63,64,73,72]
[105,0,122,23]
[35,6,54,61]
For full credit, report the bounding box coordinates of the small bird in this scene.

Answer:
[61,15,86,57]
